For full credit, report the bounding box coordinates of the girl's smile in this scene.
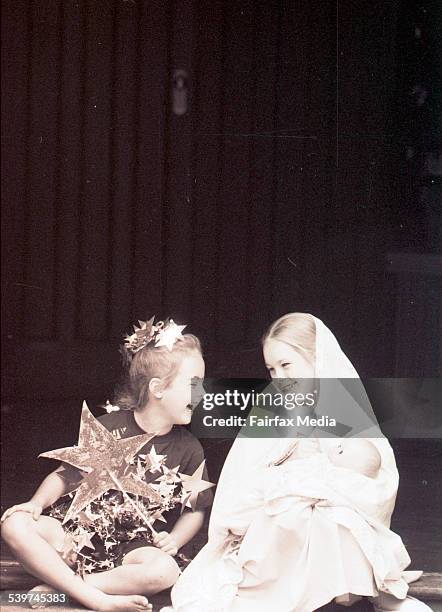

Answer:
[263,338,316,400]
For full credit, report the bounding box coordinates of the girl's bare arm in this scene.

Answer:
[1,469,68,522]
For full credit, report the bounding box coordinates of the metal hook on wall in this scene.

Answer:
[171,69,189,116]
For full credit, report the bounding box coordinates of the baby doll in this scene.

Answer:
[327,438,382,478]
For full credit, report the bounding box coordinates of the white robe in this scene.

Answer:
[163,317,421,612]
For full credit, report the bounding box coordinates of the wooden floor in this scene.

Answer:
[1,565,441,612]
[1,434,441,610]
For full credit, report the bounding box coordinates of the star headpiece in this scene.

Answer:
[122,316,187,360]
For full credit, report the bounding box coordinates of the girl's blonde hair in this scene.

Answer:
[116,334,202,411]
[262,313,316,364]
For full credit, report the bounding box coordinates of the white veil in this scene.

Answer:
[164,316,412,612]
[209,315,399,535]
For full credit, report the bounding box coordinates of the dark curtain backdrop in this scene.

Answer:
[1,0,440,403]
[2,2,441,566]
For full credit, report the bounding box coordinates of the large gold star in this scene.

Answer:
[179,460,215,511]
[39,402,162,523]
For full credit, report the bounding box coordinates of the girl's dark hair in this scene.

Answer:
[115,334,202,411]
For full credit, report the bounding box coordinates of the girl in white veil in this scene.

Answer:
[163,314,428,612]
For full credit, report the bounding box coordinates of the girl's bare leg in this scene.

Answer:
[1,512,151,611]
[85,546,180,596]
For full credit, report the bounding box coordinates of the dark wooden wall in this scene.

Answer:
[2,0,438,401]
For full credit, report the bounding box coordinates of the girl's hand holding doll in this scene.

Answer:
[1,501,43,522]
[153,531,179,556]
[290,438,320,460]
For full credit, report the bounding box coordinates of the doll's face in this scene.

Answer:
[263,338,315,397]
[327,439,381,478]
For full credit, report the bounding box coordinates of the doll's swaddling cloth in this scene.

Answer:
[233,451,410,588]
[168,444,416,612]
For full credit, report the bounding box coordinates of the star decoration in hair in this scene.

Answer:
[122,316,187,358]
[154,319,186,351]
[39,401,162,523]
[123,316,156,354]
[179,460,215,512]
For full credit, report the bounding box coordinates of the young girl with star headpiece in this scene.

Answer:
[1,317,213,612]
